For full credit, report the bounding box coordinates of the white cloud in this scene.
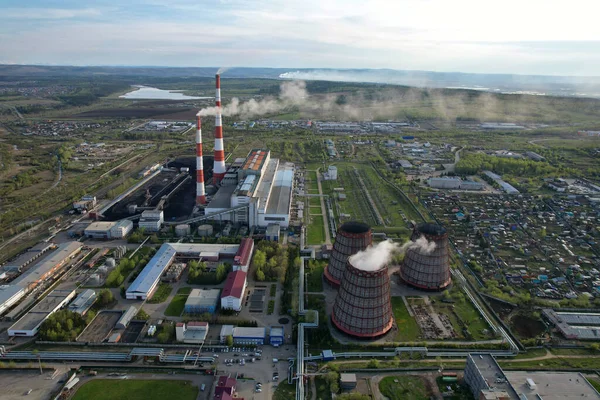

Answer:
[2,7,102,19]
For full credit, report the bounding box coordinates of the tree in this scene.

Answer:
[98,289,114,306]
[225,335,234,347]
[256,269,266,281]
[135,308,150,320]
[367,359,380,369]
[590,343,600,353]
[253,250,267,269]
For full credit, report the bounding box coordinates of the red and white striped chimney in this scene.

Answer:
[213,73,226,184]
[195,114,206,205]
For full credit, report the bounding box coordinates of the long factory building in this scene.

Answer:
[0,242,82,316]
[126,242,246,300]
[204,149,295,228]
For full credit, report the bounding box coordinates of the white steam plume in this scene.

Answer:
[350,236,437,272]
[216,67,230,75]
[197,80,308,118]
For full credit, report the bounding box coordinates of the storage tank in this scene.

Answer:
[331,256,393,339]
[105,257,116,268]
[198,224,214,237]
[324,221,372,287]
[400,223,451,291]
[175,224,191,237]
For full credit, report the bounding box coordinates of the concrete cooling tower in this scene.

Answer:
[324,221,372,287]
[331,258,393,339]
[400,223,451,291]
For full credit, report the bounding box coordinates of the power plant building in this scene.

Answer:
[184,289,221,314]
[325,222,372,287]
[126,243,240,300]
[8,289,76,337]
[400,223,452,291]
[138,210,164,232]
[331,258,393,339]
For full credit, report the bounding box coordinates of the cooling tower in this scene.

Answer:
[324,221,372,287]
[331,258,393,339]
[400,223,451,291]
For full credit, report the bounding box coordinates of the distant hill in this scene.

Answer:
[1,64,599,98]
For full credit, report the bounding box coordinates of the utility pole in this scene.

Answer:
[38,355,43,375]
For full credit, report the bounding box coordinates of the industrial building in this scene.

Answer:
[428,177,484,191]
[400,223,452,291]
[483,171,520,194]
[324,222,372,287]
[204,149,295,229]
[0,242,82,316]
[84,220,133,239]
[1,242,55,272]
[176,321,209,344]
[232,326,266,345]
[116,306,138,329]
[340,373,357,391]
[232,238,254,272]
[269,326,284,347]
[265,224,280,242]
[220,270,247,311]
[219,324,235,343]
[542,309,600,340]
[184,289,221,314]
[126,243,240,300]
[138,210,163,232]
[331,256,393,339]
[464,354,600,400]
[68,289,97,315]
[8,289,76,336]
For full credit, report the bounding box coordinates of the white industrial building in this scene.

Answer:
[68,289,97,315]
[126,243,240,300]
[138,210,164,232]
[116,306,138,329]
[184,289,220,314]
[428,177,484,191]
[220,270,247,311]
[176,321,209,344]
[8,289,76,337]
[324,165,337,180]
[204,149,295,229]
[232,327,266,345]
[0,242,82,317]
[84,220,133,239]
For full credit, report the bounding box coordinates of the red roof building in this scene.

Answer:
[233,238,254,272]
[214,376,237,399]
[220,271,247,311]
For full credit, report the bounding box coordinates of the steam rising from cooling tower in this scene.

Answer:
[195,113,206,205]
[400,223,451,291]
[324,221,372,287]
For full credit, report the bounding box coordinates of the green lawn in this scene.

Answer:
[306,261,325,292]
[315,377,332,400]
[379,376,429,400]
[309,197,321,207]
[164,287,193,317]
[72,379,198,400]
[391,297,421,342]
[587,378,600,393]
[273,381,296,400]
[147,282,173,304]
[307,215,326,245]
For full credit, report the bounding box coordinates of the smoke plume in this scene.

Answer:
[350,236,437,272]
[216,67,230,75]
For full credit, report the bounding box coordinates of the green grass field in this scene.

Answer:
[391,297,421,342]
[309,197,321,207]
[306,262,325,292]
[315,377,333,400]
[588,378,600,393]
[147,282,173,304]
[273,380,296,400]
[72,379,198,400]
[164,287,192,317]
[379,376,428,400]
[307,214,326,245]
[431,296,491,341]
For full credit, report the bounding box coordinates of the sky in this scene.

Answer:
[1,0,599,76]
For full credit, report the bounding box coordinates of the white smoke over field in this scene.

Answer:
[350,237,437,272]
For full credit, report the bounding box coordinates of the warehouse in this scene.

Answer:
[11,242,82,292]
[269,326,284,347]
[232,238,254,272]
[184,289,220,314]
[0,285,26,316]
[8,289,76,336]
[84,220,133,239]
[232,326,266,345]
[1,242,55,272]
[176,321,209,344]
[428,177,483,190]
[220,270,247,311]
[68,289,97,315]
[116,306,138,329]
[126,243,239,300]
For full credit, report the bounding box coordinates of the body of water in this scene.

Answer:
[120,86,212,100]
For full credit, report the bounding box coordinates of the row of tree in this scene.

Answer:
[39,310,95,342]
[187,260,230,284]
[253,241,289,282]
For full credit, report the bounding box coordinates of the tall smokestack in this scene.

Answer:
[195,114,206,205]
[213,73,226,184]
